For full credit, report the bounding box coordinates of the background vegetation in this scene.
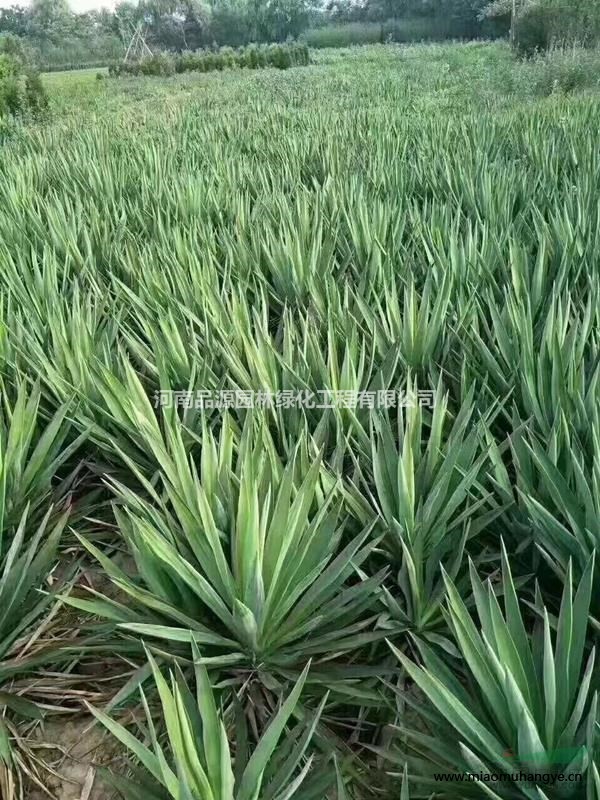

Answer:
[0,34,46,119]
[0,0,598,71]
[108,42,310,75]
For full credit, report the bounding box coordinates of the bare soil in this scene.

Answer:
[26,715,121,800]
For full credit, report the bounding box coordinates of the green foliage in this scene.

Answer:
[0,382,87,548]
[0,52,46,118]
[0,0,513,73]
[389,548,600,798]
[0,3,123,71]
[91,652,334,800]
[0,507,69,760]
[301,22,384,49]
[1,40,600,799]
[0,0,313,69]
[347,383,504,638]
[484,0,600,54]
[516,3,554,54]
[526,45,600,95]
[0,33,32,64]
[66,416,384,701]
[110,42,309,78]
[0,382,85,786]
[110,52,176,77]
[301,16,503,48]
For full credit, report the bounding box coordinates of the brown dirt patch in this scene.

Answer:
[26,715,123,800]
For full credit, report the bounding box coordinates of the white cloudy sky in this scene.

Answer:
[0,1,118,9]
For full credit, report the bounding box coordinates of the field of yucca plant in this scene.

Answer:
[1,40,600,800]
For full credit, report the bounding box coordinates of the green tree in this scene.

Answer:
[0,5,30,38]
[262,0,313,41]
[483,0,600,51]
[27,0,72,46]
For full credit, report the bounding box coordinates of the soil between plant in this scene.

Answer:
[26,716,122,800]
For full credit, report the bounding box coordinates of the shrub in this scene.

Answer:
[246,43,260,68]
[221,45,236,67]
[270,43,293,69]
[139,52,175,77]
[23,68,47,112]
[514,4,554,55]
[525,45,600,96]
[175,50,195,73]
[0,33,32,65]
[391,551,598,799]
[0,53,47,118]
[67,420,384,700]
[91,655,335,800]
[488,0,600,55]
[109,53,175,78]
[255,44,268,67]
[109,43,310,79]
[293,42,310,65]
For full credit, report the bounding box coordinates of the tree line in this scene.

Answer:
[0,0,597,70]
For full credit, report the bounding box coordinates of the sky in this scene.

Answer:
[0,1,118,9]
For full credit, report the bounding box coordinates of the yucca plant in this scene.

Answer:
[0,505,73,798]
[346,379,504,642]
[3,40,600,800]
[353,272,452,374]
[0,381,91,795]
[91,649,335,800]
[513,417,600,586]
[386,544,599,799]
[148,286,401,468]
[0,380,88,543]
[462,289,599,440]
[66,413,387,713]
